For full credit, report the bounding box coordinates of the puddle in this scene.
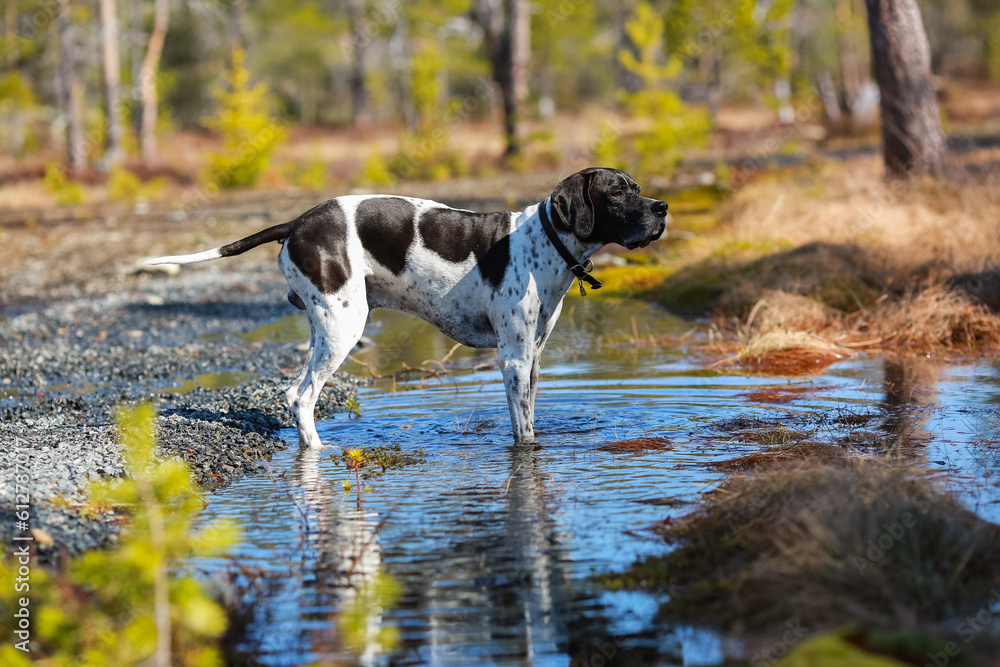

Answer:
[189,298,1000,666]
[240,312,310,344]
[161,370,253,393]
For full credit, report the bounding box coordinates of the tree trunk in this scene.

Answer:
[510,0,529,115]
[228,0,246,53]
[348,0,369,126]
[57,0,85,173]
[141,0,169,166]
[5,2,18,66]
[100,0,124,168]
[863,0,945,177]
[300,74,317,127]
[389,17,417,132]
[614,0,641,94]
[130,0,142,105]
[472,0,522,158]
[818,70,842,123]
[838,0,861,113]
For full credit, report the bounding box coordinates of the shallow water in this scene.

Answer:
[190,298,1000,666]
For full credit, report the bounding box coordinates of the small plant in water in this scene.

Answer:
[335,443,427,484]
[345,395,362,418]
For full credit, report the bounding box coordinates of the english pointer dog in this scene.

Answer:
[146,167,669,447]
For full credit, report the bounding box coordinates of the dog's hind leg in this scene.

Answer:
[288,281,368,448]
[285,305,316,423]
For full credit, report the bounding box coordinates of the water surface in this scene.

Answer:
[191,298,1000,666]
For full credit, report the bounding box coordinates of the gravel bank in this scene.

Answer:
[0,261,358,563]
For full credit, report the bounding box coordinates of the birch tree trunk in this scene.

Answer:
[100,0,124,168]
[5,2,18,66]
[863,0,945,177]
[141,0,169,166]
[57,0,86,173]
[348,0,370,126]
[510,0,529,118]
[228,0,246,52]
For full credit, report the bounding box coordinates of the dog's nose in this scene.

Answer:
[652,200,668,217]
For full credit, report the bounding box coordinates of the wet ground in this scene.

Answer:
[0,263,356,560]
[188,298,1000,666]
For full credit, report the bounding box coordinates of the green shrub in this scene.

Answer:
[360,151,396,187]
[42,163,85,206]
[284,147,329,190]
[0,403,238,666]
[107,165,165,204]
[202,48,286,190]
[616,2,710,177]
[376,42,469,183]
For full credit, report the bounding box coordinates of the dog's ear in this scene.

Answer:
[551,169,598,238]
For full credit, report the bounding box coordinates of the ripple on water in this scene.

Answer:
[192,299,1000,666]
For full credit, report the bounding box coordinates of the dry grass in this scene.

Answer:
[617,461,1000,647]
[711,441,849,470]
[597,436,672,453]
[654,150,1000,357]
[736,284,1000,356]
[726,155,1000,273]
[711,330,855,375]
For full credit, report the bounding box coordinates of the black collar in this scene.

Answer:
[538,199,602,295]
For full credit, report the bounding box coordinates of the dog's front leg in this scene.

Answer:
[497,336,536,444]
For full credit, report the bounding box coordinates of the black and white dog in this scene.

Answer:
[146,167,668,447]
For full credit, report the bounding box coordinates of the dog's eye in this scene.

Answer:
[612,192,622,198]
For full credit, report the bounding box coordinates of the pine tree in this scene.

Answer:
[202,48,286,190]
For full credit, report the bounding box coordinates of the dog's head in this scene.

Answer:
[549,167,668,250]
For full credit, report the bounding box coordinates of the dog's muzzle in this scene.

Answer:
[650,200,669,243]
[638,203,669,247]
[653,213,670,241]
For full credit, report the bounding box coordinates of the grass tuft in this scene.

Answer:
[597,436,672,453]
[615,461,1000,645]
[711,330,853,375]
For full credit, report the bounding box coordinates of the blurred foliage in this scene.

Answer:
[360,151,396,186]
[532,0,613,110]
[251,0,344,125]
[108,166,166,204]
[43,163,85,206]
[0,403,238,667]
[616,1,711,176]
[0,71,37,109]
[371,39,470,183]
[666,0,795,91]
[4,0,1000,187]
[285,158,330,191]
[202,49,286,190]
[339,573,403,654]
[411,40,446,132]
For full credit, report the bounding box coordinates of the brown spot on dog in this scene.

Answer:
[418,208,511,287]
[285,200,351,294]
[357,197,416,275]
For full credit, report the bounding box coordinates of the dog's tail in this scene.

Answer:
[144,221,294,266]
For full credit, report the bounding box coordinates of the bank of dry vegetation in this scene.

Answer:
[620,151,1000,368]
[608,461,1000,665]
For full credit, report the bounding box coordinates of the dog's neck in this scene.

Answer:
[537,198,605,266]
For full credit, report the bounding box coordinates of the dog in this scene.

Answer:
[146,167,669,447]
